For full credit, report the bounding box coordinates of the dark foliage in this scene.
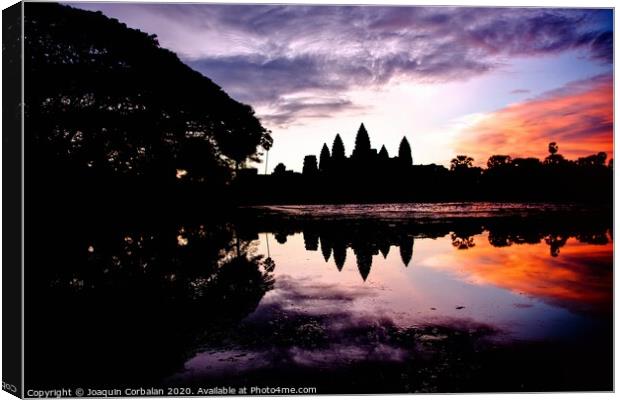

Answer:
[26,216,275,387]
[273,162,287,176]
[25,2,271,208]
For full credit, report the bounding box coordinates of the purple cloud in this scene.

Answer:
[71,3,613,127]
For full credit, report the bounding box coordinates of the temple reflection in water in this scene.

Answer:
[26,204,613,392]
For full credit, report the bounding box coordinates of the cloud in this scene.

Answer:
[170,273,501,383]
[260,97,363,126]
[453,73,613,163]
[428,232,613,315]
[72,4,612,126]
[187,55,351,104]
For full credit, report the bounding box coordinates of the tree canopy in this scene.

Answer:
[273,163,287,176]
[450,155,475,171]
[25,2,272,184]
[487,155,512,170]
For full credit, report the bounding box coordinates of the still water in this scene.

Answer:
[26,203,613,393]
[171,228,612,389]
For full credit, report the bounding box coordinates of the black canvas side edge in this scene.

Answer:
[2,1,23,398]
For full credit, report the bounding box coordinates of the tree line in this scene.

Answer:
[235,123,613,204]
[25,3,272,211]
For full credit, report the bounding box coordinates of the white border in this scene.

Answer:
[0,1,615,400]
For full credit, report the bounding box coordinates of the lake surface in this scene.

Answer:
[26,203,613,393]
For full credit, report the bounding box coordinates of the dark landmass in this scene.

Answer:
[233,125,613,204]
[21,4,612,212]
[24,2,271,212]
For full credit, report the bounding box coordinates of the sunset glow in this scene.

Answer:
[72,3,613,171]
[454,74,613,165]
[426,233,613,314]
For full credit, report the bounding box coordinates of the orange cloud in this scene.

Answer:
[433,233,613,315]
[455,74,613,165]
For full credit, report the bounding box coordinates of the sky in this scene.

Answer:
[73,3,613,172]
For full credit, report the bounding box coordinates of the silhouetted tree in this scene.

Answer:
[319,143,331,173]
[273,163,287,176]
[578,152,607,167]
[488,231,512,247]
[451,234,475,250]
[450,155,474,171]
[177,137,231,185]
[548,142,559,155]
[576,231,609,245]
[545,153,566,165]
[487,155,512,170]
[218,112,273,173]
[25,3,272,186]
[512,157,542,169]
[302,155,319,177]
[545,142,566,165]
[398,137,413,166]
[274,231,288,244]
[352,123,371,159]
[31,218,280,385]
[545,234,568,257]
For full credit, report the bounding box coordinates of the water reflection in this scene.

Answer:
[279,220,612,295]
[26,206,613,392]
[257,224,612,328]
[302,225,417,279]
[26,221,276,388]
[172,223,612,391]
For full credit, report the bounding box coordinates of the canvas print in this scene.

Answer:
[11,1,614,395]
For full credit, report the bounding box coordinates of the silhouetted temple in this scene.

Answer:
[234,122,613,205]
[292,123,415,180]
